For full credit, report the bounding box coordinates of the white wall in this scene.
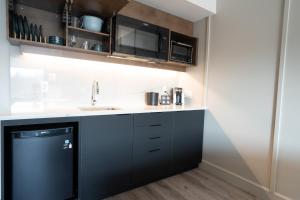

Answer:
[10,47,183,112]
[202,0,283,196]
[179,19,207,106]
[275,1,300,199]
[9,38,208,113]
[0,0,10,114]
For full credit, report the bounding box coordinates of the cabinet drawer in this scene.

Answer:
[133,145,171,185]
[133,143,171,158]
[133,136,171,154]
[134,125,170,141]
[134,112,172,127]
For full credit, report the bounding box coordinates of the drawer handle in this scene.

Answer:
[149,148,161,153]
[149,136,161,140]
[149,124,161,127]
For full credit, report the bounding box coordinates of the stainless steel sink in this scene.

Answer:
[78,106,120,111]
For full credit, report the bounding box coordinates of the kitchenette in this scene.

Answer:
[0,0,213,199]
[1,0,300,200]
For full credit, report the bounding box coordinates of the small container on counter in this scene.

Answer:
[160,91,171,105]
[160,95,171,105]
[145,92,159,106]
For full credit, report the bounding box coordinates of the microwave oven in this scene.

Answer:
[170,41,193,64]
[111,15,169,61]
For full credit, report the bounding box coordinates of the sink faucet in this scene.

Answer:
[91,80,100,106]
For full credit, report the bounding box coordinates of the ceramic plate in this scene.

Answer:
[17,15,24,38]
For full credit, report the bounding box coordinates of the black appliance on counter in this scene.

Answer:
[172,87,184,105]
[4,123,78,200]
[111,15,170,61]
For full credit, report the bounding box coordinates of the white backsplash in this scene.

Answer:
[10,46,182,112]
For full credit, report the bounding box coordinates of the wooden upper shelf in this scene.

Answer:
[9,0,195,71]
[16,0,130,17]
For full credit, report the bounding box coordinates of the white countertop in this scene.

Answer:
[0,105,206,121]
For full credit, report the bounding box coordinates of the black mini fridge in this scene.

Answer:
[9,125,77,200]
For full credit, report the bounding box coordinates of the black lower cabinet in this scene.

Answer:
[79,115,133,200]
[2,111,205,200]
[132,113,173,186]
[172,110,205,174]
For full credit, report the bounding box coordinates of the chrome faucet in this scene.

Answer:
[91,80,100,106]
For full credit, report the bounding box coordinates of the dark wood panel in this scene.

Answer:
[72,0,129,18]
[16,0,129,17]
[16,0,64,13]
[119,1,193,36]
[9,38,110,56]
[10,38,186,71]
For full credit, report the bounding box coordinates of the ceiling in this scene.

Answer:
[135,0,216,22]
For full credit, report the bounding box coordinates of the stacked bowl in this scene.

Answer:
[48,36,65,46]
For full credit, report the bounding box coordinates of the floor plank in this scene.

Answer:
[106,168,257,200]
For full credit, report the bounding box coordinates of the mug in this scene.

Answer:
[69,35,76,47]
[71,16,80,28]
[92,43,103,52]
[81,41,89,50]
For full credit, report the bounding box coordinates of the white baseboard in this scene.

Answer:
[199,160,291,200]
[273,193,293,200]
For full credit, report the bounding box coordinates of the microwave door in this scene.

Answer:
[135,29,159,59]
[114,16,158,57]
[135,27,169,60]
[134,22,160,59]
[113,15,169,60]
[115,24,136,55]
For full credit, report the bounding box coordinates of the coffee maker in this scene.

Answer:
[171,87,184,105]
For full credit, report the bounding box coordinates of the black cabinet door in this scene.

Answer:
[80,115,133,200]
[172,110,205,173]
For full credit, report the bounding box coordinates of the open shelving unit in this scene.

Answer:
[8,37,110,57]
[67,26,110,37]
[66,25,110,53]
[8,0,127,54]
[7,0,197,71]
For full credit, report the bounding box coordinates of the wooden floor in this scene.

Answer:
[106,168,257,200]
